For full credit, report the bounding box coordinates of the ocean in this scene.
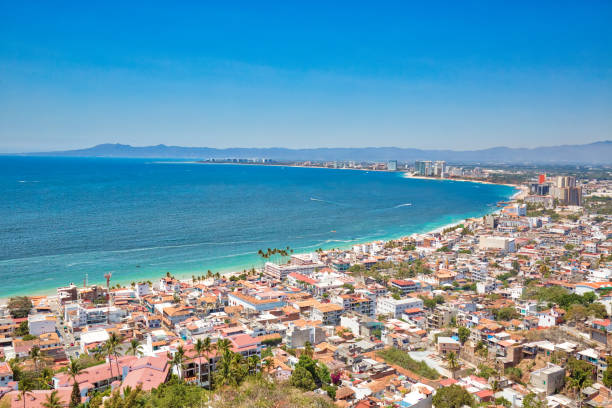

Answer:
[0,156,516,297]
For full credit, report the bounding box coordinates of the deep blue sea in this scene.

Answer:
[0,156,515,297]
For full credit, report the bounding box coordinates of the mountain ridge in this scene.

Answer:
[12,141,612,164]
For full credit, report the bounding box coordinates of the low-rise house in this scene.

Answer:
[530,363,565,395]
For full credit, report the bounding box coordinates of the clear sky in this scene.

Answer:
[1,1,611,152]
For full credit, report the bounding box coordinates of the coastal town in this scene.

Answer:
[1,168,611,408]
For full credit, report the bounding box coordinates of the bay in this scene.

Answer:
[0,156,515,297]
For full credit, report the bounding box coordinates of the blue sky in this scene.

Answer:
[1,1,611,152]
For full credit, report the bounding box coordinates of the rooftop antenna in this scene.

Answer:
[104,272,112,324]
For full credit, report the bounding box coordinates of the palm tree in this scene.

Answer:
[29,345,43,371]
[17,375,36,408]
[105,332,122,379]
[446,351,459,379]
[213,339,235,388]
[202,337,213,387]
[263,357,273,378]
[247,355,260,375]
[216,338,231,355]
[168,346,186,380]
[67,357,83,384]
[127,339,143,357]
[42,390,63,408]
[194,339,205,386]
[40,367,54,389]
[66,358,83,408]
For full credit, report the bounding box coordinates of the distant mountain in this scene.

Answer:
[20,141,612,164]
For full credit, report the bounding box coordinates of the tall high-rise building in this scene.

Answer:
[551,176,581,206]
[433,161,446,177]
[415,160,433,176]
[387,160,397,171]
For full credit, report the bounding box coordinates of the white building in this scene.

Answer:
[263,261,323,280]
[79,329,109,354]
[66,304,127,328]
[376,297,424,318]
[135,282,153,298]
[402,382,434,408]
[27,314,56,336]
[479,236,516,252]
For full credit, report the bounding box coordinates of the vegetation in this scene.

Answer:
[14,321,30,337]
[492,307,520,321]
[432,384,474,408]
[477,364,497,380]
[7,296,32,318]
[524,285,606,316]
[377,348,439,380]
[523,392,545,408]
[89,374,333,408]
[603,357,612,388]
[567,357,594,399]
[210,377,333,408]
[289,350,332,399]
[457,327,470,345]
[584,196,612,215]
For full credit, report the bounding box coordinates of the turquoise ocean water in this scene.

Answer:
[0,157,516,297]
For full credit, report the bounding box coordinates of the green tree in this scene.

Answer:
[103,333,121,379]
[505,367,523,383]
[567,304,588,323]
[70,381,81,408]
[42,390,64,408]
[194,338,205,386]
[7,297,32,318]
[66,357,83,408]
[126,339,143,356]
[457,327,470,345]
[492,307,519,321]
[446,352,459,378]
[17,375,36,408]
[587,302,608,318]
[15,321,29,337]
[290,365,317,391]
[432,384,474,408]
[523,392,545,408]
[169,346,186,381]
[567,358,594,407]
[29,345,43,371]
[303,341,314,359]
[603,357,612,388]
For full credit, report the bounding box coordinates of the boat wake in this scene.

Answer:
[394,203,412,208]
[310,197,346,206]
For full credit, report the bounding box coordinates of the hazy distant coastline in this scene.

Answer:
[12,140,612,164]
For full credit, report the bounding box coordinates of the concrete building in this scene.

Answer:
[415,160,433,176]
[311,302,343,326]
[376,296,423,318]
[263,261,322,280]
[27,314,56,336]
[530,363,565,395]
[478,236,516,253]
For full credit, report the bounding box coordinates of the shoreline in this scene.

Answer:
[0,182,519,300]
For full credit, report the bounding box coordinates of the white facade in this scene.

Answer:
[27,314,56,336]
[376,297,424,318]
[479,236,516,252]
[136,282,152,298]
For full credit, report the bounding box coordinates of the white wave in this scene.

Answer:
[394,203,412,208]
